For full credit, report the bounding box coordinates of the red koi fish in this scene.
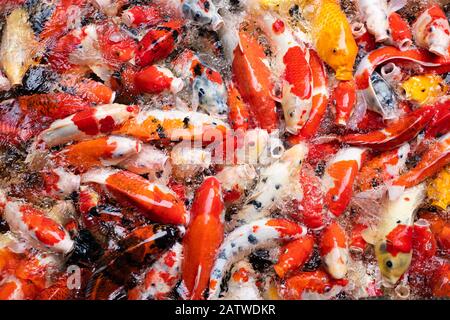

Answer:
[231,29,278,132]
[331,79,357,126]
[81,168,187,225]
[181,177,225,300]
[322,147,366,217]
[320,221,349,280]
[274,234,314,278]
[136,20,183,67]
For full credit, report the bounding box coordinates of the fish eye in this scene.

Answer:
[332,48,337,54]
[386,260,393,268]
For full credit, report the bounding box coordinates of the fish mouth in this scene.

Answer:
[335,68,353,81]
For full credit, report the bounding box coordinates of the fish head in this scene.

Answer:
[375,240,412,285]
[316,27,357,81]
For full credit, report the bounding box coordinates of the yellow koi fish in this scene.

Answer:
[401,74,447,105]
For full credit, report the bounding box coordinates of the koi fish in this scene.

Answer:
[116,109,230,143]
[290,164,325,230]
[401,74,447,105]
[58,136,142,171]
[274,234,314,278]
[180,177,225,300]
[221,260,262,300]
[362,184,425,285]
[302,0,357,81]
[87,224,181,300]
[388,12,413,51]
[409,219,437,277]
[173,49,228,118]
[280,270,348,300]
[229,143,308,229]
[223,26,278,131]
[322,147,366,218]
[128,242,182,300]
[135,20,183,67]
[319,221,349,280]
[349,223,368,253]
[341,104,436,151]
[0,8,39,86]
[2,200,74,254]
[331,79,357,126]
[389,132,450,194]
[253,13,312,133]
[355,46,449,119]
[355,143,410,192]
[35,104,139,148]
[412,5,450,58]
[208,218,307,299]
[419,211,450,255]
[81,168,187,225]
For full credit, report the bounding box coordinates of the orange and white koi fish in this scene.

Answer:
[180,177,225,300]
[413,5,450,58]
[430,262,450,297]
[58,136,142,171]
[355,46,449,119]
[389,132,450,195]
[274,234,314,278]
[116,109,230,143]
[173,49,228,118]
[128,242,182,300]
[322,147,366,218]
[229,143,308,229]
[320,221,349,280]
[36,104,139,148]
[252,13,312,133]
[81,168,187,225]
[362,184,425,285]
[280,270,348,300]
[208,218,307,299]
[355,143,410,192]
[0,8,39,86]
[221,260,262,300]
[1,199,74,254]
